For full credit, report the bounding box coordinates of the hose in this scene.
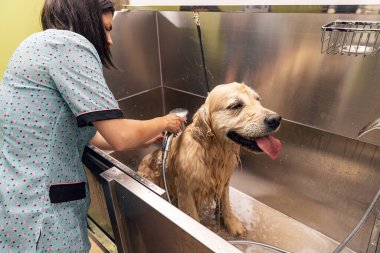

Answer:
[193,11,210,93]
[333,186,380,253]
[161,108,189,204]
[162,132,174,204]
[228,240,293,253]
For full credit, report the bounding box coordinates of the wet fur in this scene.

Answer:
[138,82,280,236]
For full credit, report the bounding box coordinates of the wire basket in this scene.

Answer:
[321,20,380,56]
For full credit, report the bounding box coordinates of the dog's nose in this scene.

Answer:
[264,114,281,130]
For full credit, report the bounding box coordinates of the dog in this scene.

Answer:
[137,82,282,236]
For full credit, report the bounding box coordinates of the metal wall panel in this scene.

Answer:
[158,11,380,145]
[163,87,206,116]
[99,167,242,253]
[158,12,210,95]
[117,87,164,119]
[104,11,161,100]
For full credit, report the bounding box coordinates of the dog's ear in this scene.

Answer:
[191,105,214,148]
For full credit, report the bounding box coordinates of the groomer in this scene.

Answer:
[0,0,184,251]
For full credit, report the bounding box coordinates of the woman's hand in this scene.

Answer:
[162,114,186,134]
[92,113,186,151]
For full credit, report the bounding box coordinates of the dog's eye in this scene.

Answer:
[227,103,244,110]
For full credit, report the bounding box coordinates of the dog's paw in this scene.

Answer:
[225,218,246,236]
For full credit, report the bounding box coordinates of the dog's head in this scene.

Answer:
[191,82,282,160]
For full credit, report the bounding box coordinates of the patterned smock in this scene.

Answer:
[0,29,124,252]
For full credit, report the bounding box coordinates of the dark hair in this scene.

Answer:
[41,0,115,68]
[99,0,115,15]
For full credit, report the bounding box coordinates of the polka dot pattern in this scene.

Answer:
[0,29,120,252]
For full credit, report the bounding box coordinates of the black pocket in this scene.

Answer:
[49,182,86,203]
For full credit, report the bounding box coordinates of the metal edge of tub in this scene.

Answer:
[83,145,242,253]
[83,144,165,197]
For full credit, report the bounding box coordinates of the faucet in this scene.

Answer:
[358,117,380,137]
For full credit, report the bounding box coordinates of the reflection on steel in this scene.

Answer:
[86,144,165,197]
[228,188,355,253]
[233,119,380,252]
[100,167,242,253]
[85,166,115,240]
[156,11,380,145]
[87,218,117,253]
[332,187,380,253]
[103,11,161,100]
[358,117,380,137]
[99,168,130,251]
[228,240,293,253]
[105,7,380,144]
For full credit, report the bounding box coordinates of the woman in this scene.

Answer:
[0,0,184,251]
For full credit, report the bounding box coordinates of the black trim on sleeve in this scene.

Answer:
[76,109,125,127]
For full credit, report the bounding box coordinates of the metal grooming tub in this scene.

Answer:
[83,5,380,253]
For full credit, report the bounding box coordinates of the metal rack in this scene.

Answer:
[321,20,380,56]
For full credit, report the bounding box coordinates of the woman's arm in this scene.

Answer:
[90,131,114,151]
[90,131,164,151]
[91,114,183,151]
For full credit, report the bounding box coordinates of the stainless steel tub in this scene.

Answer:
[84,7,380,253]
[84,119,380,252]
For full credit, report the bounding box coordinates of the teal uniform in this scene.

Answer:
[0,29,123,252]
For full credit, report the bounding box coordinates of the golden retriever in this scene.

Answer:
[137,82,282,236]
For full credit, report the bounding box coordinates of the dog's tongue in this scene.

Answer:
[256,135,282,160]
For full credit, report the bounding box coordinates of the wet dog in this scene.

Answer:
[138,82,281,236]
